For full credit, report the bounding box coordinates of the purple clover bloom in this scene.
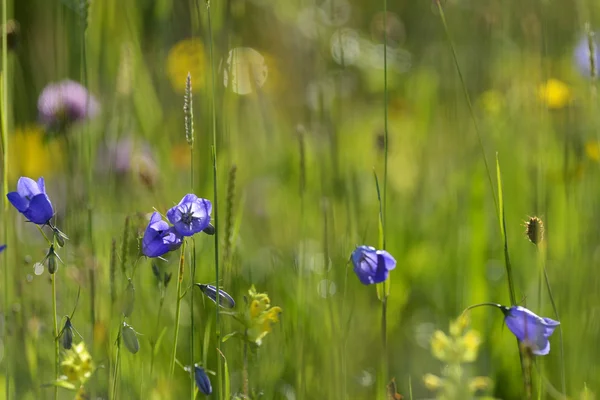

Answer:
[141,212,183,258]
[194,365,212,395]
[501,306,560,356]
[166,194,212,237]
[7,177,54,225]
[574,34,600,78]
[38,80,99,131]
[351,245,396,285]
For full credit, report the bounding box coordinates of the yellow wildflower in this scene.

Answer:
[60,341,94,384]
[8,125,63,181]
[431,330,451,361]
[449,314,469,337]
[166,38,205,93]
[459,330,481,362]
[245,285,282,345]
[469,376,492,392]
[423,374,443,391]
[537,79,571,109]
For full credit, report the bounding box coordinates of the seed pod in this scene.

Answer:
[61,318,74,350]
[202,223,215,235]
[122,279,135,317]
[525,216,544,245]
[195,283,235,308]
[152,263,161,281]
[48,253,58,274]
[52,226,69,248]
[164,272,172,287]
[121,322,139,354]
[194,365,212,395]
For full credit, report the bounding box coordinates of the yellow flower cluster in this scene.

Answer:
[245,285,282,346]
[424,314,494,400]
[60,342,94,385]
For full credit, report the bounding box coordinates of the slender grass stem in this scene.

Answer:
[51,272,59,400]
[1,0,9,394]
[150,294,165,377]
[190,239,196,400]
[112,316,125,400]
[206,0,222,397]
[382,0,388,251]
[170,240,187,378]
[434,0,498,214]
[539,243,565,396]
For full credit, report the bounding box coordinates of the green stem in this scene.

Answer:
[51,273,59,400]
[150,295,165,377]
[1,0,9,394]
[540,249,565,396]
[206,0,222,397]
[112,316,124,400]
[190,238,196,400]
[435,0,498,215]
[170,240,187,378]
[382,0,388,250]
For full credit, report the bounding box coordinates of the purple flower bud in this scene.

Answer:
[38,80,99,131]
[7,176,54,225]
[502,306,560,356]
[166,194,212,237]
[0,244,5,253]
[351,245,396,285]
[195,283,235,308]
[142,212,183,258]
[194,365,212,395]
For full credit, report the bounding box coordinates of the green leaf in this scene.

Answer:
[221,331,240,343]
[153,326,168,357]
[48,380,78,391]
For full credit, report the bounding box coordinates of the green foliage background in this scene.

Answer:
[2,0,600,399]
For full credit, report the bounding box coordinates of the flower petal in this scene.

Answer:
[23,194,54,224]
[7,191,29,212]
[17,177,41,198]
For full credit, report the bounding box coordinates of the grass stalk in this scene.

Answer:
[51,272,59,400]
[434,0,498,213]
[112,316,124,400]
[185,69,196,400]
[206,0,222,397]
[170,240,187,378]
[1,0,9,394]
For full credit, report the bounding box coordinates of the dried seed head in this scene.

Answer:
[525,216,544,245]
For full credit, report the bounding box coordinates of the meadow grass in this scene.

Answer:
[1,0,600,399]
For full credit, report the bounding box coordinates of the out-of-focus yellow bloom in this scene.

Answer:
[245,285,282,345]
[537,79,571,109]
[423,374,443,391]
[586,141,600,162]
[166,38,205,93]
[469,376,492,392]
[459,330,481,362]
[60,342,94,385]
[8,125,62,181]
[431,330,451,361]
[449,313,469,337]
[479,90,504,115]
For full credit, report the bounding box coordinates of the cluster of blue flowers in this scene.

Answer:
[141,194,212,258]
